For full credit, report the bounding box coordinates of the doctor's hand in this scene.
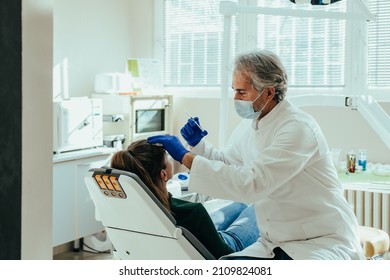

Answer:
[180,117,208,147]
[147,135,189,164]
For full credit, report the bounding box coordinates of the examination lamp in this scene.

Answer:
[290,0,342,5]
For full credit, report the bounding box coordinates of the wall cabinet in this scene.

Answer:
[53,149,114,247]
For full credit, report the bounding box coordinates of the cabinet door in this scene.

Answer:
[53,161,76,246]
[75,155,112,239]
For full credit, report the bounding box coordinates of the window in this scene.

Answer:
[163,0,237,87]
[368,0,390,88]
[256,0,346,87]
[161,0,386,93]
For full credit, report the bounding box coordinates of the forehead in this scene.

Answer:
[232,72,252,89]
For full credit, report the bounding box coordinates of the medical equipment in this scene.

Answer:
[94,72,134,94]
[185,110,206,133]
[166,179,182,197]
[131,95,172,141]
[84,167,215,259]
[172,172,190,191]
[290,0,341,4]
[233,95,262,119]
[218,1,375,148]
[289,94,390,152]
[181,113,208,147]
[53,97,103,154]
[103,134,126,150]
[93,94,173,147]
[83,231,112,253]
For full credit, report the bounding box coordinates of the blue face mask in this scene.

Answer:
[234,90,266,119]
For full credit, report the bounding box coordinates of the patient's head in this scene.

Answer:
[110,139,173,210]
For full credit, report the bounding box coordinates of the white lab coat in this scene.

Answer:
[189,99,365,260]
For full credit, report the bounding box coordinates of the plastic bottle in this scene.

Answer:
[347,151,356,173]
[358,149,367,171]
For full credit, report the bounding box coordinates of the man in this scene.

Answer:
[148,49,364,260]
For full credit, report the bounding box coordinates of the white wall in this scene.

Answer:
[300,104,390,164]
[54,0,390,165]
[22,0,53,259]
[53,0,155,147]
[53,0,154,99]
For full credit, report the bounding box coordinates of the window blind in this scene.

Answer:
[163,0,237,87]
[368,0,390,88]
[163,0,346,88]
[256,0,346,87]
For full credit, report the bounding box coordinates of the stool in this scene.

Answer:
[359,226,390,259]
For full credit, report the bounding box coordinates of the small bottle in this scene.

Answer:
[358,149,367,171]
[347,151,356,173]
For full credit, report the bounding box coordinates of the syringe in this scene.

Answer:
[185,110,206,133]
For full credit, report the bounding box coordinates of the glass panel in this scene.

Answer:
[368,0,390,87]
[163,0,237,87]
[256,0,346,87]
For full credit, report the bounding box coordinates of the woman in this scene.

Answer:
[110,139,259,259]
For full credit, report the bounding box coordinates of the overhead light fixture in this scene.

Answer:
[290,0,342,5]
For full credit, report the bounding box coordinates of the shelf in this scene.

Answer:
[53,147,118,163]
[339,169,390,194]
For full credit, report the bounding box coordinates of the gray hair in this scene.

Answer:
[233,49,288,102]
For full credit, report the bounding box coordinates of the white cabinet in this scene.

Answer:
[53,161,75,247]
[53,149,114,247]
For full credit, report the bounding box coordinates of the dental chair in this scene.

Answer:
[359,226,389,260]
[84,167,215,260]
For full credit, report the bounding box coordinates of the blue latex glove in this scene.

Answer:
[147,135,189,163]
[180,117,208,146]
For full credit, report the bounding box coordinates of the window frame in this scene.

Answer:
[155,0,390,102]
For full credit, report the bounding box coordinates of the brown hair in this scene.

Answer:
[110,139,170,211]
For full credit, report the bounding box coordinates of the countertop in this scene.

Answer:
[339,165,390,193]
[53,146,119,163]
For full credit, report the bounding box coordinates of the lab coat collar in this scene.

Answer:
[255,99,288,130]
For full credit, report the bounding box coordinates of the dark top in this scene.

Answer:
[169,196,234,259]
